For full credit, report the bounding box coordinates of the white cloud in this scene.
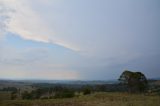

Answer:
[0,1,9,39]
[0,0,159,80]
[0,0,80,51]
[0,0,138,59]
[1,0,156,66]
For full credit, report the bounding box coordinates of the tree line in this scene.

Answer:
[1,70,156,100]
[17,69,150,100]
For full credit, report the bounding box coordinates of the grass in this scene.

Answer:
[0,91,11,101]
[0,92,160,106]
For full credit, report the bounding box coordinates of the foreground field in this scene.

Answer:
[0,92,160,106]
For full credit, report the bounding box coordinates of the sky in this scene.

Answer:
[0,0,160,80]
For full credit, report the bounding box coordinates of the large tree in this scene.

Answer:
[119,70,148,93]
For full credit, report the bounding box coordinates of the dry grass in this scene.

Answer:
[0,92,160,106]
[0,92,11,101]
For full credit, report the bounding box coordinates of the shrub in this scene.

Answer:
[54,88,75,98]
[21,91,32,99]
[82,86,92,95]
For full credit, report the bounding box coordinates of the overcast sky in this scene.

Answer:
[0,0,160,80]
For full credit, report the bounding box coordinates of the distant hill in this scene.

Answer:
[4,79,119,85]
[0,78,160,88]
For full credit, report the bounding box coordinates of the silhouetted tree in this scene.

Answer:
[119,70,148,93]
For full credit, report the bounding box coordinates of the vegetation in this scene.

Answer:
[82,86,92,95]
[0,92,160,106]
[0,87,18,92]
[119,70,148,93]
[0,92,11,101]
[21,86,75,99]
[54,88,75,99]
[0,70,160,106]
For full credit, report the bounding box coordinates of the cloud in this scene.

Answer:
[0,0,141,60]
[0,2,10,39]
[0,0,80,51]
[1,0,159,63]
[0,0,159,80]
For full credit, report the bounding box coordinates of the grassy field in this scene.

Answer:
[0,92,160,106]
[0,92,11,101]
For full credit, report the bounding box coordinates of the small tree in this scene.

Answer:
[54,88,75,98]
[119,70,148,93]
[21,91,32,99]
[11,91,17,100]
[82,86,92,95]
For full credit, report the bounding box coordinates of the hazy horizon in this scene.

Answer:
[0,0,160,80]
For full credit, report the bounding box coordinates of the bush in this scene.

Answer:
[1,87,18,92]
[11,91,17,100]
[82,86,92,95]
[54,88,75,98]
[21,91,32,99]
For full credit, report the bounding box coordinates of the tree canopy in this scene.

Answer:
[119,70,148,93]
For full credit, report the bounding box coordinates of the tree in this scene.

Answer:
[21,91,32,99]
[119,70,148,93]
[11,91,17,100]
[95,85,106,92]
[82,86,92,95]
[54,88,75,98]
